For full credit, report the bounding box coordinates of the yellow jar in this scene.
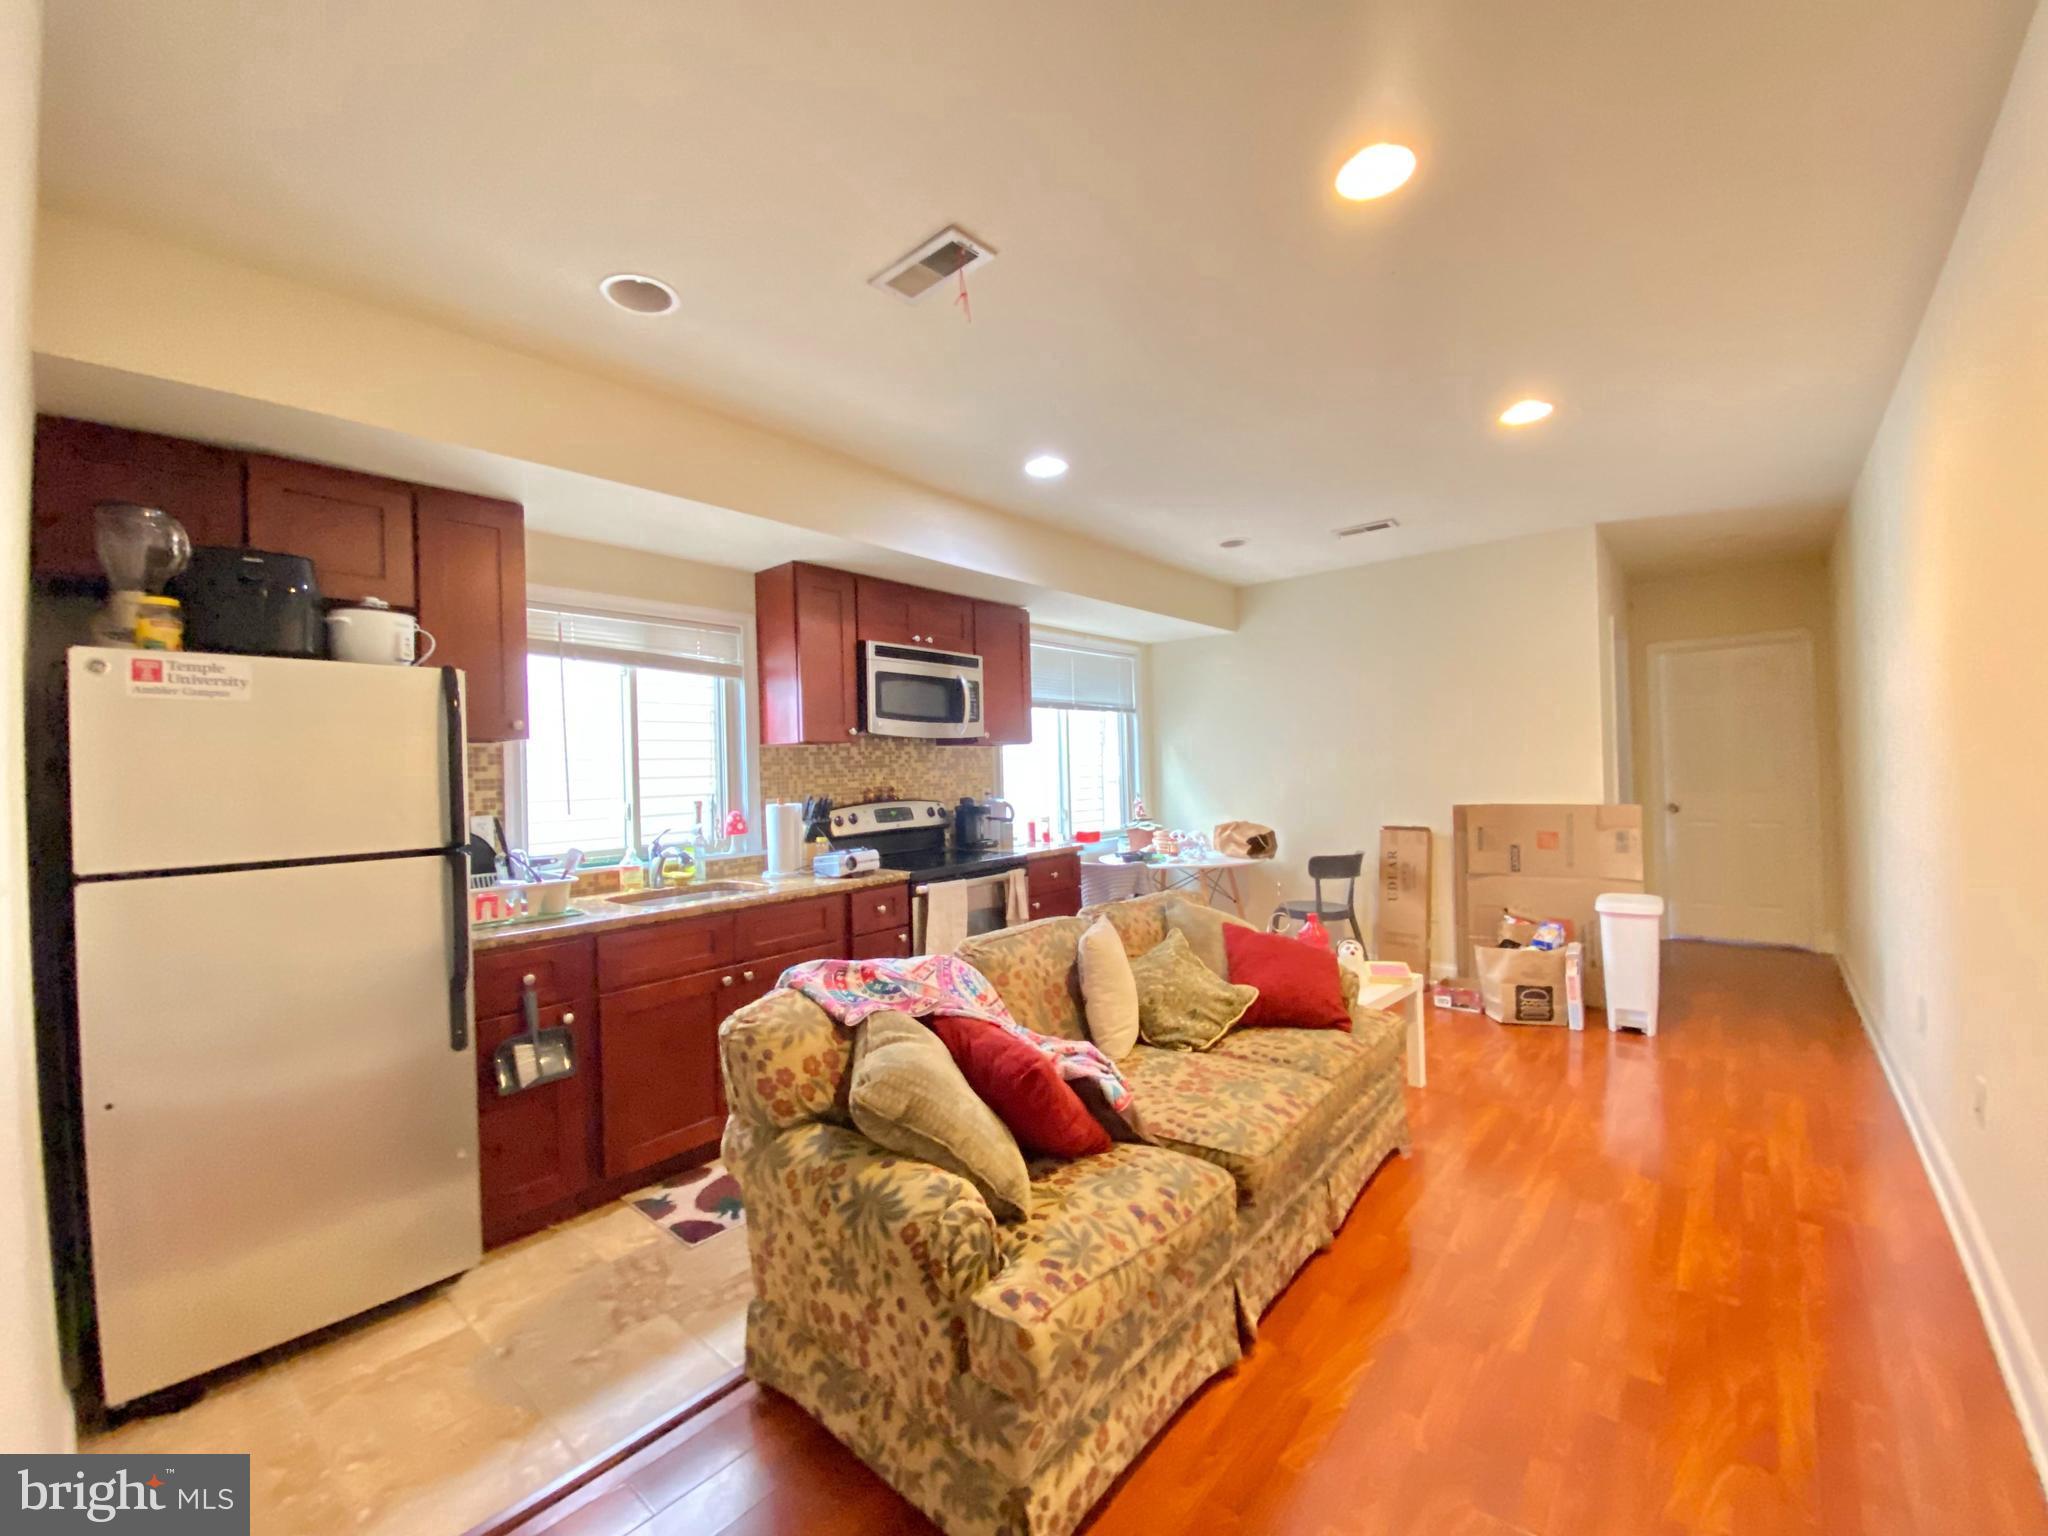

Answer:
[132,595,185,651]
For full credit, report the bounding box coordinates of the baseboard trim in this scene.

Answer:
[1837,956,2048,1496]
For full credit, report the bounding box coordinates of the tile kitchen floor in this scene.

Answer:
[84,1199,751,1536]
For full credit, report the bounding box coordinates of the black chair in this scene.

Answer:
[1272,853,1367,948]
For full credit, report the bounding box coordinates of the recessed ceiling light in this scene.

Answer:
[1219,538,1247,549]
[1498,398,1555,427]
[1335,143,1418,201]
[599,273,680,315]
[1023,454,1069,480]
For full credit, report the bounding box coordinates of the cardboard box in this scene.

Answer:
[1374,826,1432,976]
[1473,945,1569,1025]
[1453,804,1645,1008]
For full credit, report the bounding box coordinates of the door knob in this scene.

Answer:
[1666,802,1682,813]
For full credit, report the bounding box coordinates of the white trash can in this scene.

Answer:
[1595,892,1666,1035]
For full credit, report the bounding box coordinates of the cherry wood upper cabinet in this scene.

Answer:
[32,417,245,579]
[416,489,528,741]
[854,575,974,653]
[756,562,859,744]
[973,600,1033,745]
[245,455,416,607]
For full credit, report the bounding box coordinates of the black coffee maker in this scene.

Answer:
[169,547,325,657]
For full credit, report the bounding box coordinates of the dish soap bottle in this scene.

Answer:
[617,811,648,892]
[688,800,711,884]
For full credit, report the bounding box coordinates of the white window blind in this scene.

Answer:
[528,604,743,678]
[1006,637,1140,838]
[1030,641,1137,711]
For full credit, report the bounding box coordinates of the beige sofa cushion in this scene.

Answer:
[1130,930,1258,1051]
[1118,1044,1358,1207]
[848,1011,1032,1221]
[957,916,1091,1041]
[1076,915,1140,1060]
[1161,898,1258,978]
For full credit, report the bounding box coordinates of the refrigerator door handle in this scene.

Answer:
[440,666,466,849]
[446,848,471,1052]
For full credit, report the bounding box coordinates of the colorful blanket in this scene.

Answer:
[778,954,1133,1114]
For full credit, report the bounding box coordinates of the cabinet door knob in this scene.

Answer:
[849,727,858,736]
[721,974,735,987]
[512,719,524,731]
[742,969,756,982]
[876,902,888,913]
[560,1012,574,1026]
[522,973,537,986]
[1031,900,1042,911]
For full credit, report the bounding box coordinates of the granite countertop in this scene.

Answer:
[473,842,1081,953]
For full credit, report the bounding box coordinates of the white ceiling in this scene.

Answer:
[37,0,2034,585]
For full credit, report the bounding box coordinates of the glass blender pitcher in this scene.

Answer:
[93,502,192,647]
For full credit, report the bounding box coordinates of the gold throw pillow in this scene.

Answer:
[1130,930,1259,1051]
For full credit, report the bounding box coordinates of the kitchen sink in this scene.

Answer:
[603,880,770,907]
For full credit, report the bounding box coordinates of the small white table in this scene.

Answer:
[1355,973,1427,1088]
[1092,852,1260,916]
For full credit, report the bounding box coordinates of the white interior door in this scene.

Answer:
[1652,634,1823,947]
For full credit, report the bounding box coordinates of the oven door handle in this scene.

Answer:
[913,870,1015,898]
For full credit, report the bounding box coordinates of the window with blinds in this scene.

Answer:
[1002,638,1141,838]
[514,605,750,860]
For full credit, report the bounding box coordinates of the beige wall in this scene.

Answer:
[1835,3,2048,1470]
[31,211,1234,635]
[525,531,756,616]
[1626,553,1844,947]
[1150,527,1610,968]
[2,0,73,1453]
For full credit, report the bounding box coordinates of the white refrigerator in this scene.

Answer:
[66,647,481,1406]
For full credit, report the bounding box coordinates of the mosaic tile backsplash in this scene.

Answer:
[758,739,1000,811]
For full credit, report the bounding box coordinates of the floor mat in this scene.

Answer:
[627,1161,745,1246]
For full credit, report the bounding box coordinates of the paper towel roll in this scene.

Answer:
[765,801,807,878]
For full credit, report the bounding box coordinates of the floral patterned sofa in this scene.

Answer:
[716,891,1412,1536]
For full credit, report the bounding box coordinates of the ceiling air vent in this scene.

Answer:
[870,226,997,301]
[1335,518,1400,537]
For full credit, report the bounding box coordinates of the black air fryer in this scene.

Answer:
[169,546,325,657]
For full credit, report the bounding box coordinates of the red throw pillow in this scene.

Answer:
[928,1016,1111,1159]
[1223,924,1351,1030]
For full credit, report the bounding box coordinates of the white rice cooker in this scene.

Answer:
[324,598,436,665]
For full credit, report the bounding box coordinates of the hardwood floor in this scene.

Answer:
[504,942,2048,1536]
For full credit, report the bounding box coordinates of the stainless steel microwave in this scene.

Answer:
[863,641,984,739]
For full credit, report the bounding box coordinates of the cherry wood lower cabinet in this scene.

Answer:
[597,936,840,1179]
[473,940,599,1246]
[850,928,912,961]
[1026,852,1083,919]
[476,1001,596,1246]
[596,969,732,1179]
[479,887,917,1229]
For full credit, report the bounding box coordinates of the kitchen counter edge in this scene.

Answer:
[473,845,1080,954]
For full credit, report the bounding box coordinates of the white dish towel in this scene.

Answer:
[923,880,970,953]
[1005,868,1033,925]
